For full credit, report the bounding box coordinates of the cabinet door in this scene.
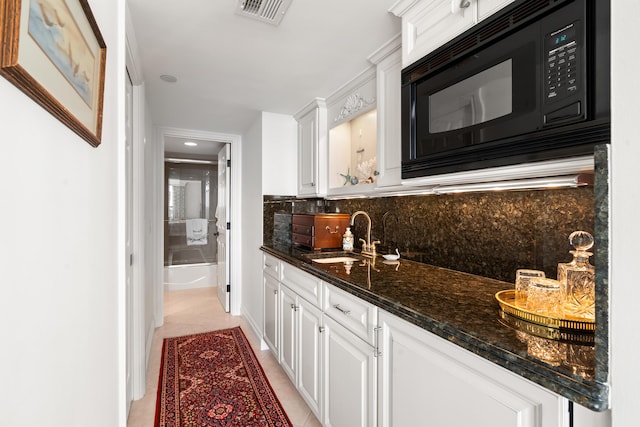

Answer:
[375,47,402,188]
[298,110,318,196]
[401,0,476,67]
[298,298,323,419]
[323,315,376,427]
[279,285,297,383]
[263,273,280,359]
[378,311,568,427]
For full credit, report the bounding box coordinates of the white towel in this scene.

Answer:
[186,218,208,246]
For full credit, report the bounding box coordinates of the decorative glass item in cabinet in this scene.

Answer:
[526,277,564,317]
[557,231,595,321]
[514,269,545,308]
[328,109,377,189]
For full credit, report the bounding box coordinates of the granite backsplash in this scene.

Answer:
[264,187,594,283]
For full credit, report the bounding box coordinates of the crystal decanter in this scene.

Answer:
[557,231,595,321]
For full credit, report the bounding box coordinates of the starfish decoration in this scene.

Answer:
[339,168,352,186]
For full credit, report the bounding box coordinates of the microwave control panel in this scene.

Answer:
[545,22,580,102]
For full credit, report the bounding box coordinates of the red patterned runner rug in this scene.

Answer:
[155,327,292,427]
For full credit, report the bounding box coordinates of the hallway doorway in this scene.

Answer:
[163,137,228,306]
[157,127,242,318]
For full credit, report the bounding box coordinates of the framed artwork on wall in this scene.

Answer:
[0,0,106,147]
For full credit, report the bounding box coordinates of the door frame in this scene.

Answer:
[125,13,147,403]
[156,126,242,318]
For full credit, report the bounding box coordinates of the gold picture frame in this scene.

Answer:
[1,0,106,147]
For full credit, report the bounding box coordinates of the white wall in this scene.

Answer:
[261,112,297,196]
[240,115,265,342]
[0,0,124,426]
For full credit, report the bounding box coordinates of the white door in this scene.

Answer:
[263,273,280,356]
[125,70,134,412]
[216,144,230,312]
[323,315,377,427]
[280,284,297,382]
[298,298,323,419]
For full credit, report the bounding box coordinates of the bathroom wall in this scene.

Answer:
[264,186,594,283]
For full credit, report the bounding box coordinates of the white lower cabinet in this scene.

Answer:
[279,284,297,382]
[322,315,377,427]
[298,297,323,418]
[263,260,608,427]
[263,273,280,358]
[377,310,568,427]
[279,283,323,420]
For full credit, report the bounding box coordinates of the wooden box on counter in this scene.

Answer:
[292,213,351,250]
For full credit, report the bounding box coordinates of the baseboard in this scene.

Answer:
[145,321,155,371]
[241,306,269,351]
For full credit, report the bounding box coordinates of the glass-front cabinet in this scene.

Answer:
[293,38,402,198]
[326,67,378,197]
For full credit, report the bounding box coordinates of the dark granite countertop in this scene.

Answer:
[260,243,609,411]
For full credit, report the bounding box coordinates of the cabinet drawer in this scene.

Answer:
[292,233,313,248]
[323,283,378,345]
[263,253,281,280]
[281,263,323,308]
[292,214,315,227]
[292,223,313,235]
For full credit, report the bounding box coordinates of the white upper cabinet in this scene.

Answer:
[390,0,515,68]
[325,68,378,197]
[295,98,327,197]
[369,36,402,189]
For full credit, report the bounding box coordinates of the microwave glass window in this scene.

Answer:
[429,59,513,133]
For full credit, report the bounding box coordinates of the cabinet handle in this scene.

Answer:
[325,225,340,234]
[334,304,351,315]
[291,303,298,311]
[274,289,278,295]
[374,326,382,358]
[319,326,325,333]
[311,182,315,187]
[459,0,471,8]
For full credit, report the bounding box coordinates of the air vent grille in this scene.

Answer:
[236,0,293,26]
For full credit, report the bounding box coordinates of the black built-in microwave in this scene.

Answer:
[401,0,610,179]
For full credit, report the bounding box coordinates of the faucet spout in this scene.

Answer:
[350,210,378,256]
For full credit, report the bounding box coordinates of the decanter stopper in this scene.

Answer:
[569,230,594,254]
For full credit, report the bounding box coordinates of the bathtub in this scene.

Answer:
[164,263,218,291]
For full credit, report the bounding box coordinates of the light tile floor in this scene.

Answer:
[126,287,321,427]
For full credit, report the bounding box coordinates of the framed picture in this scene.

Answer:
[0,0,106,147]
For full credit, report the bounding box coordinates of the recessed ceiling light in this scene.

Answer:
[160,74,178,83]
[184,141,198,147]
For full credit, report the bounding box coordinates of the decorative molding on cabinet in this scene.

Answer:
[367,33,402,65]
[388,0,422,17]
[334,93,376,123]
[326,67,376,128]
[294,97,327,120]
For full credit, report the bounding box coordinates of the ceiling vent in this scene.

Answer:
[236,0,293,26]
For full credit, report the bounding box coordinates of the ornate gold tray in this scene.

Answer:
[495,290,595,333]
